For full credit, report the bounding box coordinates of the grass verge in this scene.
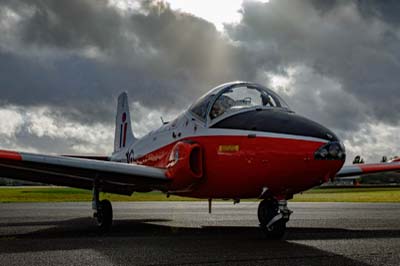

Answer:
[0,187,194,203]
[291,187,400,202]
[0,187,399,203]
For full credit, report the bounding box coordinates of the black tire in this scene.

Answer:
[96,199,113,232]
[260,219,286,239]
[257,198,279,225]
[258,199,286,239]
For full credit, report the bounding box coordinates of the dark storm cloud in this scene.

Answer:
[0,0,123,50]
[0,0,255,126]
[226,0,400,133]
[0,0,399,140]
[310,0,400,26]
[355,0,400,27]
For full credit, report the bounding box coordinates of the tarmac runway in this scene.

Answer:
[0,201,399,266]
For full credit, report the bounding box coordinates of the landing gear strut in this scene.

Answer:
[92,183,113,231]
[258,198,292,239]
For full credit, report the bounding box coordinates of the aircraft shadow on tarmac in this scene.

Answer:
[1,217,400,241]
[0,218,379,266]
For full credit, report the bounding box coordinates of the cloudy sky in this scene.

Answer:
[0,0,399,164]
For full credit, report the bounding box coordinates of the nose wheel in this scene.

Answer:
[258,198,291,239]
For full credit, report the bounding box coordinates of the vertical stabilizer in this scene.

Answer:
[114,92,136,153]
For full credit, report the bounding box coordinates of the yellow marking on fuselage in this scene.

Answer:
[218,145,240,153]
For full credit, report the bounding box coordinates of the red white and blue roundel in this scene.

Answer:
[120,112,127,148]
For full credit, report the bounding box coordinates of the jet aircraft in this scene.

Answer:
[1,81,399,238]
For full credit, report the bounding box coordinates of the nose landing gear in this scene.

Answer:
[258,198,292,239]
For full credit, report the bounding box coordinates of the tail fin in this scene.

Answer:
[114,92,136,153]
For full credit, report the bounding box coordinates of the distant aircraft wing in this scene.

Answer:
[0,150,169,195]
[336,162,400,178]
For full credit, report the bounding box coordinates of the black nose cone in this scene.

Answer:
[211,109,338,141]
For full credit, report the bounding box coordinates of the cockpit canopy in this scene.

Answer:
[190,81,290,123]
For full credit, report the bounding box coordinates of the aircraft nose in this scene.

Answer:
[314,141,346,161]
[212,109,338,142]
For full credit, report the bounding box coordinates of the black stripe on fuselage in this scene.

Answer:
[211,109,338,141]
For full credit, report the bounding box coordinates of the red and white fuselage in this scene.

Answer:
[112,81,345,200]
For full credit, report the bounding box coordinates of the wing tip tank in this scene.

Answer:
[359,162,400,173]
[0,150,22,161]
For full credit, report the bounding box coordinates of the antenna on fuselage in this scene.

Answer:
[160,116,168,125]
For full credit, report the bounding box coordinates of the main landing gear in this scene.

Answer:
[92,184,113,232]
[258,198,292,239]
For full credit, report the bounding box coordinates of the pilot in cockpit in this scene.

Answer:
[210,95,235,119]
[210,101,225,119]
[261,94,271,106]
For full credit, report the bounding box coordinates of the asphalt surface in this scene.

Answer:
[0,202,399,266]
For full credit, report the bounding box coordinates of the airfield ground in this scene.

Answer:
[0,201,399,266]
[1,188,400,265]
[0,186,400,203]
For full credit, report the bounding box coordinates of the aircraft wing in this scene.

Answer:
[336,162,400,178]
[0,150,169,195]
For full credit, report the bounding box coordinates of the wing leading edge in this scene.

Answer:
[336,162,400,178]
[0,150,169,195]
